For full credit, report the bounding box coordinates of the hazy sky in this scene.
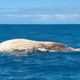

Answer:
[0,0,80,24]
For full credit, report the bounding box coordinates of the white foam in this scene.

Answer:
[72,48,80,52]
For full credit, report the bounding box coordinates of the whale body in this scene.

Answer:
[0,39,79,53]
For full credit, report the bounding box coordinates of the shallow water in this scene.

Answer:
[0,24,80,80]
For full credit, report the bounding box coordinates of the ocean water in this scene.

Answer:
[0,24,80,80]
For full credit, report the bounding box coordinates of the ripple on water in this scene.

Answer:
[0,52,80,80]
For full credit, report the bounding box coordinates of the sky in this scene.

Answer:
[0,0,80,24]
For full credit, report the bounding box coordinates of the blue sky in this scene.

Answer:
[0,0,80,24]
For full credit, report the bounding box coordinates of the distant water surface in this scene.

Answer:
[0,24,80,80]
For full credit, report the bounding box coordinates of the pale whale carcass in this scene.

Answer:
[0,39,79,53]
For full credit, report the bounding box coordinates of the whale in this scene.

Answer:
[0,39,79,53]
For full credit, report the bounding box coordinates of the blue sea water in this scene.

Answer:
[0,24,80,80]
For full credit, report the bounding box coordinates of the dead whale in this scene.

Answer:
[0,39,79,53]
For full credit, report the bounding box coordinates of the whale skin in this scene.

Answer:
[0,39,76,53]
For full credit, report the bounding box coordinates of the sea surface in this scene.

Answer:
[0,24,80,80]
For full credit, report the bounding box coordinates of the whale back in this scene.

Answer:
[39,42,72,51]
[0,39,77,53]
